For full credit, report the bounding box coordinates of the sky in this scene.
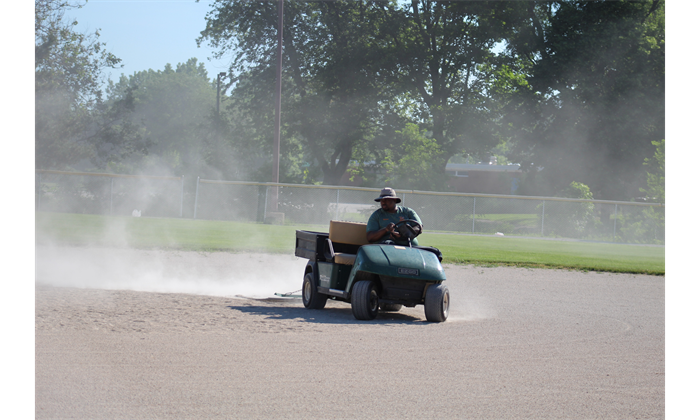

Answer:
[67,0,230,83]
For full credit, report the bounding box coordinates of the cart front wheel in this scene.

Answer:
[351,281,379,320]
[424,283,449,322]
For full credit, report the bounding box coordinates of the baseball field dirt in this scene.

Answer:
[35,246,664,419]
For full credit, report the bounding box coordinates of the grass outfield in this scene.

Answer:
[36,212,664,275]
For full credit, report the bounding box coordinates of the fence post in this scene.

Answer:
[263,186,269,222]
[193,177,200,219]
[110,177,114,215]
[180,175,184,218]
[541,200,546,236]
[335,189,340,220]
[472,196,476,233]
[613,204,618,242]
[38,172,42,211]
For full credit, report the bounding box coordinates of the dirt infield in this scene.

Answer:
[35,246,664,419]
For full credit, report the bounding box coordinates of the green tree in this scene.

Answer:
[385,1,512,172]
[640,139,665,204]
[382,123,447,191]
[501,0,665,200]
[35,0,117,109]
[187,65,315,184]
[618,138,664,244]
[200,1,406,185]
[105,59,232,178]
[35,0,144,169]
[542,181,598,238]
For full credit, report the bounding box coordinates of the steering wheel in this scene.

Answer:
[394,219,423,241]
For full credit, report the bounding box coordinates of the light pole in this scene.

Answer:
[216,72,226,115]
[271,0,283,212]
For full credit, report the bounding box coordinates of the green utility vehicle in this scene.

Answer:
[294,220,450,322]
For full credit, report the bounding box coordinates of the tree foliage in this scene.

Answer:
[390,1,510,166]
[35,0,145,170]
[199,0,396,185]
[37,0,664,203]
[640,139,664,204]
[105,59,242,178]
[198,0,520,188]
[615,137,664,244]
[501,0,665,199]
[382,123,447,191]
[540,181,598,238]
[35,0,118,106]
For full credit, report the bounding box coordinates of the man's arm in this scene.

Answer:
[366,223,399,243]
[401,208,423,244]
[406,207,422,225]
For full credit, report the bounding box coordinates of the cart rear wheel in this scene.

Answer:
[424,283,449,322]
[351,281,379,320]
[302,272,327,309]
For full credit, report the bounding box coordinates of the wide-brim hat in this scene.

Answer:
[374,187,401,203]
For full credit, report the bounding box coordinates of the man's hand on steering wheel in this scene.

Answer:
[385,222,401,240]
[394,219,423,240]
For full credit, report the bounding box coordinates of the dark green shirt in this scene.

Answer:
[366,206,422,246]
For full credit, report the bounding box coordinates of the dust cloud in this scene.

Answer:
[35,245,308,299]
[35,212,487,321]
[445,285,496,323]
[34,244,487,322]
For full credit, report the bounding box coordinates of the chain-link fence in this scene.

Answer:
[35,171,665,245]
[36,170,185,218]
[193,180,665,245]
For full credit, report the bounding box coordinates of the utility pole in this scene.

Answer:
[271,0,283,212]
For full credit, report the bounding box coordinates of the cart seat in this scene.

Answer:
[333,253,358,265]
[327,220,369,265]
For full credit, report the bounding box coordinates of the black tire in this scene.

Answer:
[302,272,327,309]
[424,283,449,322]
[380,303,402,312]
[351,280,379,320]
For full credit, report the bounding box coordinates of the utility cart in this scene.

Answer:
[294,220,450,322]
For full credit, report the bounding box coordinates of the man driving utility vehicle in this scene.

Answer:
[366,187,422,247]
